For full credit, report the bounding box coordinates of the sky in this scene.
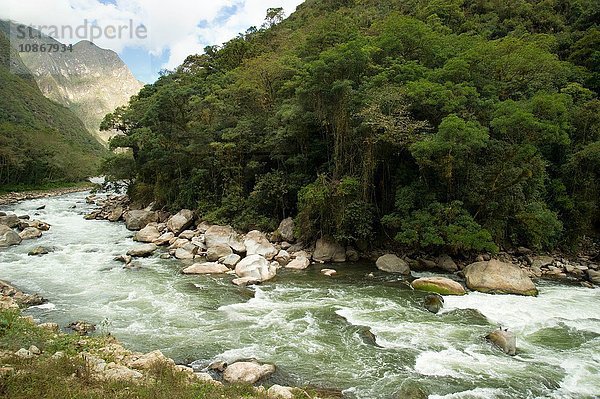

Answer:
[2,0,305,83]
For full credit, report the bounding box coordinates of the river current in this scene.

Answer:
[1,191,599,398]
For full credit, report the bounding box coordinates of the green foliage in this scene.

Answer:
[513,202,564,250]
[297,175,374,243]
[387,201,498,254]
[101,0,600,251]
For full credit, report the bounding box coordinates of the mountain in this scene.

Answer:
[0,30,105,187]
[0,20,144,144]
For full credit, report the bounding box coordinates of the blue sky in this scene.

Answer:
[3,0,304,83]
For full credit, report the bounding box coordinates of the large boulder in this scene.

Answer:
[167,210,195,235]
[124,210,157,231]
[222,361,275,384]
[206,244,233,262]
[18,227,42,240]
[235,255,277,282]
[127,244,158,258]
[0,214,20,228]
[0,225,21,247]
[221,254,241,267]
[275,250,291,266]
[134,225,161,243]
[286,256,310,270]
[183,262,230,275]
[486,329,517,356]
[107,206,124,222]
[244,230,278,260]
[436,254,458,272]
[463,259,538,296]
[376,254,410,275]
[411,277,466,296]
[153,232,175,246]
[588,270,600,284]
[313,237,346,263]
[204,225,246,253]
[274,217,295,243]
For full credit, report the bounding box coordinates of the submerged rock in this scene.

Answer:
[222,361,275,384]
[463,259,538,296]
[127,244,157,258]
[376,254,410,275]
[486,328,517,356]
[411,277,466,296]
[423,294,444,314]
[28,246,53,256]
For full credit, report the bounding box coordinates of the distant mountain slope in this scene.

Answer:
[0,20,144,144]
[0,31,105,187]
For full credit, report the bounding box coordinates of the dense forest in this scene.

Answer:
[101,0,600,253]
[0,31,105,189]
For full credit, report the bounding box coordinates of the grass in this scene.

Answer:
[0,310,338,399]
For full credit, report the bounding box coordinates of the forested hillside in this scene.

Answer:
[102,0,600,253]
[0,32,105,188]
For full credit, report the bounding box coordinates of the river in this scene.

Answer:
[1,191,599,398]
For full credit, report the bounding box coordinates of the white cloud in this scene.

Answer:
[3,0,304,70]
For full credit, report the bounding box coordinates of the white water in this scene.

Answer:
[1,192,599,398]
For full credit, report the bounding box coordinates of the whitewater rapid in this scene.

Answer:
[1,191,599,398]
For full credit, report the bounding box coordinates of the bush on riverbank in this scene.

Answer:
[0,310,329,399]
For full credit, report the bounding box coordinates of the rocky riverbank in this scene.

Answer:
[0,185,94,206]
[85,194,600,292]
[0,284,330,399]
[0,210,52,252]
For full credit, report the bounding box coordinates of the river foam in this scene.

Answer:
[1,192,599,398]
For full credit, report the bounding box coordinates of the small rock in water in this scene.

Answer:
[114,255,132,265]
[486,328,516,356]
[423,294,444,314]
[36,205,46,210]
[28,246,52,256]
[321,268,337,276]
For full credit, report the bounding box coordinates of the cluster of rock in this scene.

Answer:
[0,186,91,206]
[0,280,45,309]
[85,197,350,285]
[0,211,50,248]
